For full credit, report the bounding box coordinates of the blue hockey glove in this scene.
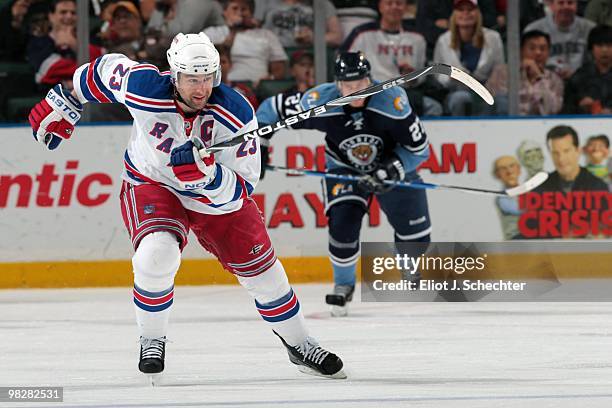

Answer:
[170,140,216,190]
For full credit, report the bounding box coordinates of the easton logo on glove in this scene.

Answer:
[28,85,83,150]
[170,140,217,190]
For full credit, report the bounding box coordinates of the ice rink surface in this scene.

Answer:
[2,284,612,408]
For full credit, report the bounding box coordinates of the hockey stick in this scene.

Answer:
[205,64,494,153]
[266,165,548,197]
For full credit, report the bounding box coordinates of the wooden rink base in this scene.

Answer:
[1,253,611,288]
[0,257,335,289]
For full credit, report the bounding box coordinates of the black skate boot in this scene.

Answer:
[325,284,354,317]
[139,336,166,385]
[274,331,347,379]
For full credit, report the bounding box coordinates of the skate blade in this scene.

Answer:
[330,305,348,317]
[144,373,163,387]
[297,365,347,379]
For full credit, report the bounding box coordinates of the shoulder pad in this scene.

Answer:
[207,83,255,128]
[127,65,173,100]
[300,83,339,110]
[366,86,412,119]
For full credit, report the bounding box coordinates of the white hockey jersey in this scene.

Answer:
[72,53,260,215]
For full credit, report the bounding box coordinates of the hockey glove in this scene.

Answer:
[170,140,217,190]
[28,85,83,150]
[359,155,405,194]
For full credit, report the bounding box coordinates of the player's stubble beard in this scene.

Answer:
[174,87,210,113]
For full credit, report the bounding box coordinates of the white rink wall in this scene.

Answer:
[1,117,611,265]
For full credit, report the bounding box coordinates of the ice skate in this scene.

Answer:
[325,284,354,317]
[275,332,346,379]
[401,268,421,288]
[139,336,166,386]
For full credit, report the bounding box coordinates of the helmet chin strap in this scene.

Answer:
[173,85,200,112]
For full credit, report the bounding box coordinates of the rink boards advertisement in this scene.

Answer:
[0,117,610,286]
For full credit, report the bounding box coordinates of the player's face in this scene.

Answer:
[176,73,214,111]
[338,77,371,107]
[522,36,550,68]
[549,135,581,180]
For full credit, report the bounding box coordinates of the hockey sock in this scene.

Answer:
[237,259,309,346]
[133,284,174,339]
[132,232,181,339]
[332,263,356,286]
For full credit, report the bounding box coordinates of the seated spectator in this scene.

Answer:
[204,0,287,86]
[255,49,316,178]
[416,0,498,57]
[26,0,103,87]
[331,0,378,41]
[286,48,316,92]
[433,0,504,116]
[585,0,612,27]
[259,0,343,48]
[341,0,442,116]
[524,0,595,79]
[101,2,143,54]
[562,25,612,114]
[486,30,564,116]
[146,0,225,38]
[217,44,260,109]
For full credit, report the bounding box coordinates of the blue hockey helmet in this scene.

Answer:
[334,51,371,81]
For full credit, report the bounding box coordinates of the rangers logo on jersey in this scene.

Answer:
[339,134,384,172]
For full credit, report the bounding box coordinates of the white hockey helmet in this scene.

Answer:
[166,32,221,86]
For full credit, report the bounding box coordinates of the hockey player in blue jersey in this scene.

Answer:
[286,51,432,316]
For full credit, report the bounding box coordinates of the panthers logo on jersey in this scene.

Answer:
[339,134,384,172]
[331,183,353,196]
[307,91,320,105]
[393,95,406,111]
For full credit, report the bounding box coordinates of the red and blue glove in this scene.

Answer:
[28,85,83,150]
[170,140,217,190]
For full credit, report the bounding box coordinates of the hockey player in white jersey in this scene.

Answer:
[28,32,345,380]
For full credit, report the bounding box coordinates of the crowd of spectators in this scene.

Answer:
[0,0,610,121]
